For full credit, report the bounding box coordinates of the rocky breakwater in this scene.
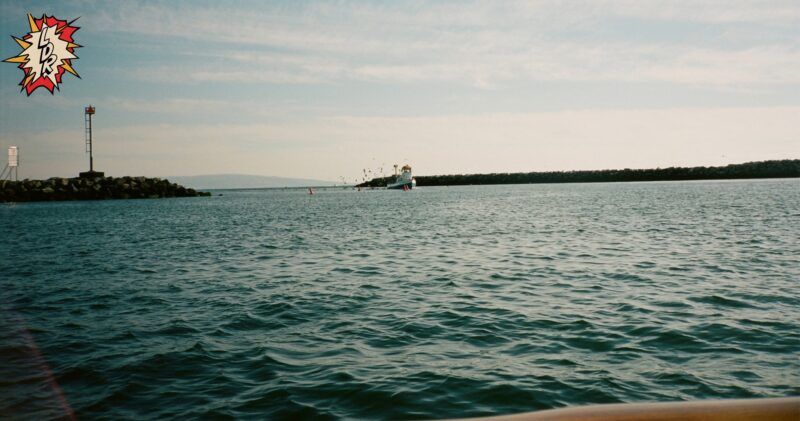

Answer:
[0,176,211,202]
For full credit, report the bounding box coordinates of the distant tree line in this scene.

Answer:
[357,160,800,187]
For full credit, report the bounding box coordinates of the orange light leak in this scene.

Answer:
[4,309,76,420]
[3,14,81,95]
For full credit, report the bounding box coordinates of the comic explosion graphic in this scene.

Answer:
[4,14,81,95]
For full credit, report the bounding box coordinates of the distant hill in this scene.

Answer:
[165,174,337,189]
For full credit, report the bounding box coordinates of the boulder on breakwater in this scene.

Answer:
[0,176,211,202]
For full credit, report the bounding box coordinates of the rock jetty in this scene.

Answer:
[0,176,211,202]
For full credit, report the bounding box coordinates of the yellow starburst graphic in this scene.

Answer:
[4,13,82,95]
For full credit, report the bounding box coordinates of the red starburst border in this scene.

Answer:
[10,14,81,95]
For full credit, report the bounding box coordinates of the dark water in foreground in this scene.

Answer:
[1,180,799,420]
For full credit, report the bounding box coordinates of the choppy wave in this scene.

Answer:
[1,180,799,419]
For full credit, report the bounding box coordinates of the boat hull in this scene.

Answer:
[387,182,413,190]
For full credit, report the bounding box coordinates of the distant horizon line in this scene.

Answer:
[162,173,337,182]
[163,158,799,181]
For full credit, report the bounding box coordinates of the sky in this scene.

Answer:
[1,0,798,183]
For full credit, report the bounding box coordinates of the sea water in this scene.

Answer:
[1,179,798,419]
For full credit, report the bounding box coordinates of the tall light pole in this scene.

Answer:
[80,105,104,178]
[86,105,94,172]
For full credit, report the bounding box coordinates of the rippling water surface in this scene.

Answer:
[1,180,799,420]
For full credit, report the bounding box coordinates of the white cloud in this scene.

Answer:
[87,1,800,88]
[104,98,228,114]
[603,0,800,24]
[117,41,800,89]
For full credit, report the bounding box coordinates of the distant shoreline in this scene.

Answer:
[358,159,800,188]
